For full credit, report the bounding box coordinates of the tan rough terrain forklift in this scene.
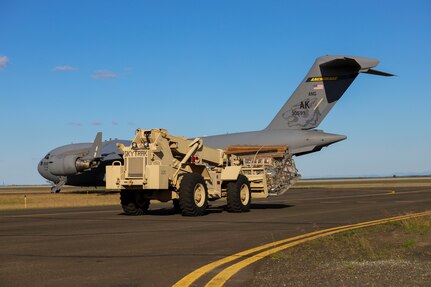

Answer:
[106,128,299,216]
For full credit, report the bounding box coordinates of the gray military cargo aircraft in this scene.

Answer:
[38,55,393,192]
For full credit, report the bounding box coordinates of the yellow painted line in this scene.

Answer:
[204,211,431,287]
[172,211,430,287]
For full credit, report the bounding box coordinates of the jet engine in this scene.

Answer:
[48,155,95,176]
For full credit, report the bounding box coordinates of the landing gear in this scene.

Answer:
[50,177,66,193]
[226,175,251,212]
[120,190,150,215]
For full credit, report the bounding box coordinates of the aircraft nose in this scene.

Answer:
[37,158,59,182]
[37,159,47,178]
[37,159,46,178]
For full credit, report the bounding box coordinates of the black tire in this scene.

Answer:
[50,186,60,193]
[173,199,181,213]
[226,175,251,212]
[179,173,208,216]
[120,190,150,216]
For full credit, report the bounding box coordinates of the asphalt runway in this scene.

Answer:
[0,184,430,287]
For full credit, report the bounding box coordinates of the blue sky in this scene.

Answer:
[1,0,430,184]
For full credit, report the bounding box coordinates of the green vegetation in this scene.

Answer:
[399,216,431,235]
[277,215,431,262]
[253,214,431,287]
[403,238,416,248]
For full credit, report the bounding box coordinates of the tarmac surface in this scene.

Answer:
[0,183,430,287]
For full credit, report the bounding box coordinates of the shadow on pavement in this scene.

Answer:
[66,189,117,195]
[120,203,294,216]
[250,203,294,209]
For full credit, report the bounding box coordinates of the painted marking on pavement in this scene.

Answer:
[173,210,431,287]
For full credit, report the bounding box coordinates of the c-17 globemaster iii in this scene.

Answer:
[38,55,393,193]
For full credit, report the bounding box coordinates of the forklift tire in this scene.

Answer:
[179,173,208,216]
[120,190,150,215]
[226,175,251,212]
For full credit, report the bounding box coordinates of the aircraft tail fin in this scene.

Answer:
[265,56,394,130]
[83,132,102,160]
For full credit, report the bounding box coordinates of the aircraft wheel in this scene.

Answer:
[120,190,149,215]
[226,175,251,212]
[179,173,208,216]
[50,186,61,193]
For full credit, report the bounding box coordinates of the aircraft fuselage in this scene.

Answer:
[38,129,346,187]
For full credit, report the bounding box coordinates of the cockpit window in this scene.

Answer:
[44,153,50,159]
